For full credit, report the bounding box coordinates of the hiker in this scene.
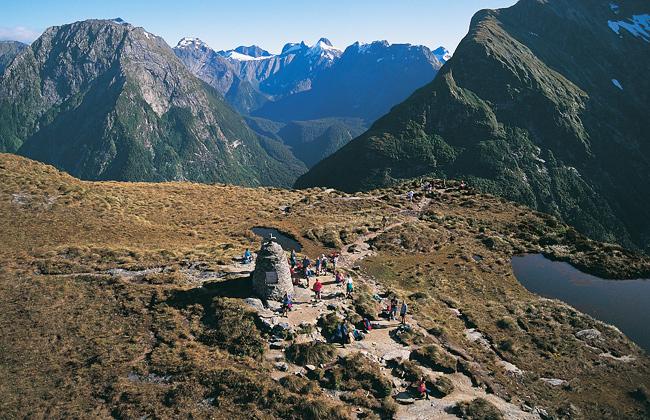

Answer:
[345,275,354,298]
[281,293,293,317]
[335,271,343,285]
[315,256,322,276]
[341,322,351,346]
[313,278,323,300]
[321,254,328,273]
[289,249,297,268]
[390,297,398,321]
[332,254,339,272]
[382,215,388,230]
[363,318,372,333]
[407,191,414,202]
[400,301,408,325]
[243,248,252,264]
[416,377,430,400]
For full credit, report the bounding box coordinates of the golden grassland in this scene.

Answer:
[0,153,649,419]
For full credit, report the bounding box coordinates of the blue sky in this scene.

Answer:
[1,0,518,52]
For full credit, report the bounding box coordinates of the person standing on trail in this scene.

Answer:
[313,278,323,300]
[282,293,293,317]
[390,297,398,321]
[345,275,354,298]
[382,216,388,230]
[407,191,414,202]
[315,256,322,276]
[416,377,430,400]
[321,254,328,273]
[290,249,297,268]
[332,254,339,272]
[400,301,408,325]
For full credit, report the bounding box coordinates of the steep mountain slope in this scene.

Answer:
[0,40,27,73]
[0,20,305,186]
[297,0,650,251]
[246,116,367,167]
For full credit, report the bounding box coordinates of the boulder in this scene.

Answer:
[576,328,601,341]
[251,238,294,301]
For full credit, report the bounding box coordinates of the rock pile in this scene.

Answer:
[251,238,294,301]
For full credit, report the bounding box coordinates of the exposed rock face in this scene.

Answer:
[251,239,293,301]
[296,0,650,252]
[0,41,27,74]
[0,19,305,186]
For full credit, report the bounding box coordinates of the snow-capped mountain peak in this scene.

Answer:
[177,37,209,50]
[307,38,342,60]
[433,47,452,62]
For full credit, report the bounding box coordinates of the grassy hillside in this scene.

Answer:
[1,154,648,418]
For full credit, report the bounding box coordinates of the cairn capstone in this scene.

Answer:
[251,239,294,301]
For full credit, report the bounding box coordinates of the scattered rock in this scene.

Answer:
[304,364,316,372]
[274,362,289,371]
[244,298,265,311]
[382,349,411,362]
[540,377,568,387]
[270,341,285,350]
[575,329,601,341]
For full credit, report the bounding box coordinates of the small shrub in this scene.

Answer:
[318,312,343,341]
[200,298,265,359]
[496,317,515,330]
[454,398,504,420]
[389,359,424,382]
[410,345,456,373]
[279,375,320,394]
[320,353,392,398]
[430,376,454,397]
[286,342,338,366]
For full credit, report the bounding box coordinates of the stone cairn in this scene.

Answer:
[251,237,294,301]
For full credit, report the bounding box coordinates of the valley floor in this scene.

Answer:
[0,154,648,419]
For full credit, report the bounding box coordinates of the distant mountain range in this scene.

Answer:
[0,19,305,186]
[174,37,447,167]
[297,0,650,252]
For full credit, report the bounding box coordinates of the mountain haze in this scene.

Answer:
[297,0,650,251]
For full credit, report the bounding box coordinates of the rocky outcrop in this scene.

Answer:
[251,239,294,301]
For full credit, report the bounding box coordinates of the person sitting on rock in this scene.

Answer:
[313,278,323,300]
[335,271,343,285]
[243,248,252,264]
[363,318,372,333]
[281,293,293,317]
[416,377,430,400]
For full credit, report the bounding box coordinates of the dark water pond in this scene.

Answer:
[251,227,302,252]
[512,254,650,352]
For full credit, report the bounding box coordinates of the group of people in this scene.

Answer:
[386,297,408,325]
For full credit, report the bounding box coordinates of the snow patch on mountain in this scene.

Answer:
[608,14,650,42]
[223,50,272,61]
[433,47,452,62]
[177,37,208,49]
[307,38,341,60]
